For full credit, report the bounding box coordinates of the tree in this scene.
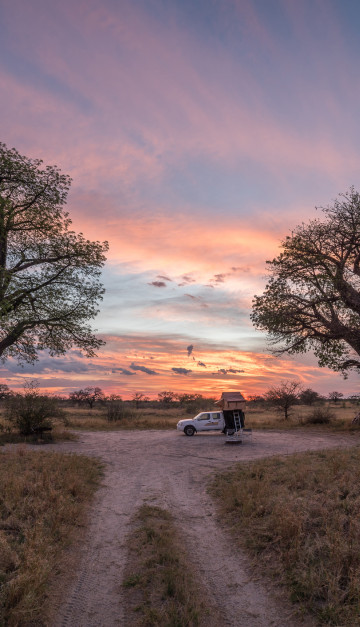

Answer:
[0,143,108,364]
[5,380,63,435]
[251,188,360,375]
[0,383,12,400]
[299,388,322,406]
[69,386,104,408]
[328,391,344,403]
[264,380,301,420]
[247,394,266,404]
[132,392,149,408]
[157,391,176,406]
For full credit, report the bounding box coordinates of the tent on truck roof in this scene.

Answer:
[216,391,246,411]
[216,392,246,431]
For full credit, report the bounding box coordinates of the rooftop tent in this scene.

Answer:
[215,392,246,410]
[216,392,246,431]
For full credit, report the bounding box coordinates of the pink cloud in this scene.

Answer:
[2,334,357,399]
[2,0,360,196]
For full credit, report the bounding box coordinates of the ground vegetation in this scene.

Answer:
[0,449,101,625]
[211,447,360,625]
[123,504,217,626]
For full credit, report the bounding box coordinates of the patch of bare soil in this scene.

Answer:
[24,429,359,626]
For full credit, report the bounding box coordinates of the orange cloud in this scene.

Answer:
[68,193,281,285]
[3,334,357,399]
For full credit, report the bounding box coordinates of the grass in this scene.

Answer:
[0,427,76,446]
[61,406,184,431]
[245,401,360,432]
[3,401,359,436]
[45,402,360,434]
[0,448,102,626]
[123,504,218,626]
[0,408,76,445]
[210,446,360,625]
[64,402,360,433]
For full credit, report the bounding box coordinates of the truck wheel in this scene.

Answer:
[184,426,195,436]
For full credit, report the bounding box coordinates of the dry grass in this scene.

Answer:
[62,403,360,433]
[246,401,360,431]
[210,446,360,625]
[3,402,358,436]
[0,448,102,626]
[123,504,219,626]
[62,406,184,431]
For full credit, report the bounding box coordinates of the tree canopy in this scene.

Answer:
[0,143,108,363]
[264,380,301,420]
[251,188,360,375]
[69,387,105,408]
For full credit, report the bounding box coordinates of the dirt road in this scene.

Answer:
[47,429,359,626]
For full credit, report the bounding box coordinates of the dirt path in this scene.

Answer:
[40,429,359,626]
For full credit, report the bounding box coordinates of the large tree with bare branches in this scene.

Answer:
[251,188,360,374]
[0,143,108,363]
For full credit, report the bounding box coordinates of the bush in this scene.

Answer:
[5,382,64,435]
[106,400,137,422]
[303,407,336,424]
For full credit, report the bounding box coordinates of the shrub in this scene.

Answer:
[106,400,137,422]
[5,382,64,435]
[304,407,336,424]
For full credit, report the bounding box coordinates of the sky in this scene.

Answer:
[1,0,360,398]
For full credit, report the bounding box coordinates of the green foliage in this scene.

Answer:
[251,188,360,374]
[0,143,108,364]
[4,381,64,435]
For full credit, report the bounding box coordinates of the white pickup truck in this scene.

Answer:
[177,411,226,436]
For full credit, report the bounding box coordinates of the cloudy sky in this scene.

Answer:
[1,0,360,397]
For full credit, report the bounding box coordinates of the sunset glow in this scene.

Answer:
[1,0,360,398]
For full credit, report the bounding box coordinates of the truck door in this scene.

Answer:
[196,412,222,431]
[195,413,212,431]
[209,412,222,428]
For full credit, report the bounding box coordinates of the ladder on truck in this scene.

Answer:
[225,411,242,444]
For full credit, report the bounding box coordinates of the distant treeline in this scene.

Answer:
[1,383,359,411]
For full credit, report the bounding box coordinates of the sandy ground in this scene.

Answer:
[34,428,360,626]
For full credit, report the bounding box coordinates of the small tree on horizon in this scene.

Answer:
[328,391,344,403]
[299,388,322,406]
[132,392,149,408]
[264,380,301,420]
[157,391,176,406]
[69,387,105,409]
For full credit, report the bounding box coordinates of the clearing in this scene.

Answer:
[39,429,359,626]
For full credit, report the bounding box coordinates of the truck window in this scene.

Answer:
[197,413,210,420]
[211,413,221,420]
